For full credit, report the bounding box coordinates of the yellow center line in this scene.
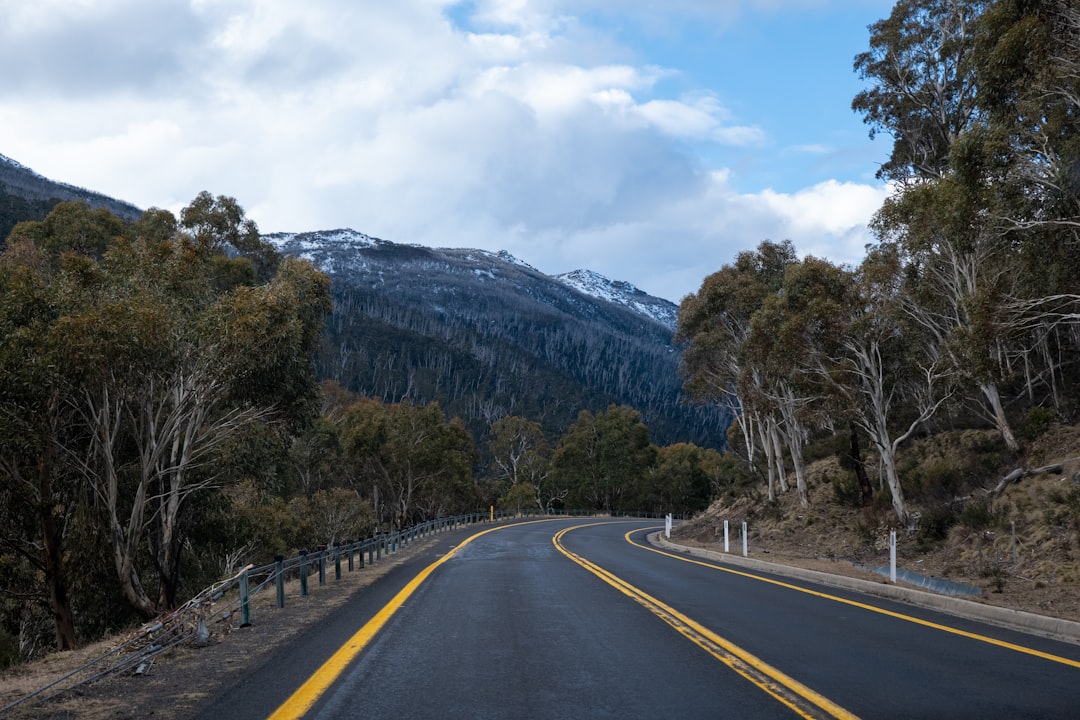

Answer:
[625,528,1080,669]
[266,519,560,720]
[553,522,860,720]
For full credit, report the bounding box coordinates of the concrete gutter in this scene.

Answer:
[652,533,1080,646]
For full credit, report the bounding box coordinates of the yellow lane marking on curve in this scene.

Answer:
[553,522,860,720]
[625,529,1080,670]
[266,519,561,720]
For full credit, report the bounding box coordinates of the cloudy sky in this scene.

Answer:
[1,0,896,302]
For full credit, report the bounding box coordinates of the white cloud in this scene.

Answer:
[0,0,889,304]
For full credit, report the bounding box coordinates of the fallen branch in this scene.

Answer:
[990,464,1063,496]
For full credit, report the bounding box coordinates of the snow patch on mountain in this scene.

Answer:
[0,152,34,174]
[265,229,377,251]
[556,269,678,330]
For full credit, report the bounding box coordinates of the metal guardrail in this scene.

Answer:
[0,508,681,715]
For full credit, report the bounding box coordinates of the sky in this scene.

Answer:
[0,0,897,303]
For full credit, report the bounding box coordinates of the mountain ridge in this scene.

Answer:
[265,229,726,448]
[0,152,142,223]
[0,156,726,449]
[265,229,678,329]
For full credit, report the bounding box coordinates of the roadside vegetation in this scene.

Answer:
[0,196,720,667]
[3,0,1080,677]
[673,0,1080,618]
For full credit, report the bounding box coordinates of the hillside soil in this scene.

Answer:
[673,425,1080,623]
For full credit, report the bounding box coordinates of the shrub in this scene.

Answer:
[916,504,959,551]
[958,498,1003,531]
[0,628,18,668]
[831,471,863,508]
[1017,406,1057,444]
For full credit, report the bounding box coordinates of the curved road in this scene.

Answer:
[196,519,1080,719]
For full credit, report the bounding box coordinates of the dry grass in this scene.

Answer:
[675,425,1080,623]
[0,536,443,720]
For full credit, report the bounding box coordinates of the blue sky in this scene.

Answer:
[0,0,896,302]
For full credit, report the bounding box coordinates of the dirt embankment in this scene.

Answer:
[674,425,1080,624]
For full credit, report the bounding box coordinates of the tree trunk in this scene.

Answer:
[980,381,1020,453]
[768,418,789,494]
[755,418,776,502]
[849,422,874,508]
[37,396,77,651]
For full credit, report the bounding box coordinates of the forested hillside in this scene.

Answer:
[268,231,729,449]
[0,153,141,240]
[679,0,1080,529]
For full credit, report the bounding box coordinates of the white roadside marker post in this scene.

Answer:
[890,530,897,583]
[723,520,729,553]
[742,521,748,558]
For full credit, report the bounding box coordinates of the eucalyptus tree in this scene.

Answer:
[677,240,796,501]
[637,443,717,516]
[342,399,476,529]
[853,0,988,184]
[2,197,331,620]
[970,0,1080,410]
[856,0,1028,452]
[787,251,956,525]
[0,235,81,651]
[488,416,560,512]
[552,405,656,513]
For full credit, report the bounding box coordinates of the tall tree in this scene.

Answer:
[342,400,476,529]
[853,0,987,184]
[488,416,559,512]
[552,405,656,513]
[3,197,330,619]
[677,241,797,500]
[0,242,78,650]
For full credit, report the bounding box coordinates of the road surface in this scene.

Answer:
[195,518,1080,719]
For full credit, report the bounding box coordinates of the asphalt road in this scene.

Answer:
[196,518,1080,720]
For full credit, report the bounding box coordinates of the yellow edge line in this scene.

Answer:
[554,522,859,720]
[627,529,1080,670]
[266,519,559,720]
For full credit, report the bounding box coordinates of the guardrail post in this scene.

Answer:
[300,550,309,596]
[367,538,373,566]
[239,569,252,627]
[275,556,285,608]
[334,544,342,580]
[376,535,382,562]
[347,541,354,572]
[318,545,327,586]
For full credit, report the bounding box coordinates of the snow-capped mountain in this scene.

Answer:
[266,229,677,331]
[1,153,726,448]
[556,269,678,330]
[264,228,726,448]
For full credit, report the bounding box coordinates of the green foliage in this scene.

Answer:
[915,505,960,552]
[499,482,537,513]
[552,405,657,513]
[0,194,332,653]
[1017,406,1057,444]
[831,471,864,509]
[342,399,478,528]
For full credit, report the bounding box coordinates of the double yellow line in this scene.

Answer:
[627,530,1080,669]
[552,523,859,720]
